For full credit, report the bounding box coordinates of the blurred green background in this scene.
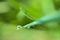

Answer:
[0,0,60,40]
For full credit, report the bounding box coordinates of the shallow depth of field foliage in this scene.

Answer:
[0,0,60,40]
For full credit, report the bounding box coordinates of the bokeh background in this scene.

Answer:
[0,0,60,40]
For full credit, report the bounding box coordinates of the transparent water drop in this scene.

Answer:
[16,25,23,30]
